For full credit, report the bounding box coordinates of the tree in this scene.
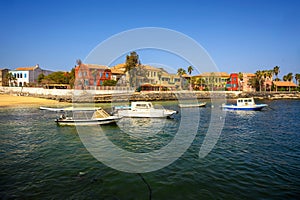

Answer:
[103,80,117,86]
[177,68,186,76]
[238,72,243,91]
[262,70,273,91]
[125,51,141,87]
[255,70,263,92]
[44,71,70,84]
[286,73,293,82]
[295,73,300,86]
[37,73,45,84]
[187,66,194,75]
[69,68,75,88]
[273,66,280,80]
[6,72,17,86]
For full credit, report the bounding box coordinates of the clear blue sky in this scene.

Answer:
[1,0,299,78]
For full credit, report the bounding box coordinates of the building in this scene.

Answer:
[226,73,239,91]
[110,63,182,89]
[0,68,9,86]
[74,63,112,89]
[9,64,53,87]
[273,81,297,92]
[241,73,256,92]
[193,72,230,90]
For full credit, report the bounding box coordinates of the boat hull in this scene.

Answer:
[222,104,268,111]
[117,109,177,118]
[55,117,120,126]
[178,103,206,108]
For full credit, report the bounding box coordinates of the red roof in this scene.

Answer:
[15,65,39,71]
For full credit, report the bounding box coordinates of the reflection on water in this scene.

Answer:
[117,118,168,139]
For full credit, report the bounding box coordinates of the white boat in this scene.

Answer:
[221,97,268,111]
[55,108,121,125]
[40,106,98,112]
[114,102,177,118]
[178,102,206,108]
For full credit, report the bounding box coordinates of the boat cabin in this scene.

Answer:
[131,102,153,110]
[236,98,255,106]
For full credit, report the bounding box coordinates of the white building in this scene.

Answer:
[9,64,53,87]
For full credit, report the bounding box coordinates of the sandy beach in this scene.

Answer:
[0,94,71,108]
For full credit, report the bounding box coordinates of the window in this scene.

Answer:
[100,80,103,85]
[20,73,22,78]
[153,72,156,76]
[106,73,109,78]
[24,73,27,78]
[100,72,103,77]
[17,73,19,78]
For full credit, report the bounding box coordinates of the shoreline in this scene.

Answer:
[0,94,71,108]
[1,90,300,108]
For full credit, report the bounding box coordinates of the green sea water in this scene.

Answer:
[1,100,299,199]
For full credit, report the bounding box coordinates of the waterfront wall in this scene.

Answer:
[1,87,299,102]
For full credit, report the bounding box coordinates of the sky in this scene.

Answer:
[1,0,299,78]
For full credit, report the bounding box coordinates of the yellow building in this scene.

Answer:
[110,64,182,89]
[193,72,230,90]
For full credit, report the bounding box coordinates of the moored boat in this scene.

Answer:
[55,108,121,125]
[178,102,206,108]
[40,106,98,112]
[114,101,177,118]
[221,97,267,111]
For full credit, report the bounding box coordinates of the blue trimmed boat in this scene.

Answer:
[221,97,268,111]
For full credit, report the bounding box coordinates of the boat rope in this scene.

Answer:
[137,173,152,200]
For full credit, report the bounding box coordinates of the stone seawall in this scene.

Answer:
[1,87,299,103]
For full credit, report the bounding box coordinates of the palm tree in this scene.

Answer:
[295,73,300,86]
[273,66,280,80]
[286,73,293,82]
[263,70,273,91]
[255,70,263,92]
[238,72,243,91]
[187,66,194,75]
[177,68,186,76]
[6,72,17,87]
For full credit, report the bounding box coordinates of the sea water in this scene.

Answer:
[0,100,299,199]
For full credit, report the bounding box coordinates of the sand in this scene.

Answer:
[0,94,71,108]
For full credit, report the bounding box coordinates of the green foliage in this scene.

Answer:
[103,79,117,86]
[125,51,142,87]
[69,68,75,88]
[187,66,193,75]
[37,73,45,84]
[177,68,186,76]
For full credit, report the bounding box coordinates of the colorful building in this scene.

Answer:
[74,63,112,89]
[226,73,239,91]
[110,63,182,89]
[9,64,53,87]
[193,72,230,90]
[241,73,256,92]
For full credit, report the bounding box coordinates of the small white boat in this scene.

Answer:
[114,102,177,118]
[55,108,121,126]
[221,97,268,111]
[40,106,98,112]
[178,102,206,108]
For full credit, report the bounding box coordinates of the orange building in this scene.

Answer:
[74,63,111,89]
